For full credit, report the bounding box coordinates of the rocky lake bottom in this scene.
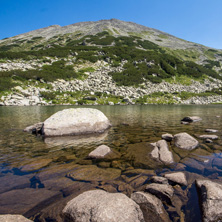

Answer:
[0,104,222,221]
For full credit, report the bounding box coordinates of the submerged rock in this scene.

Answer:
[66,165,121,182]
[20,158,52,172]
[88,145,112,159]
[174,132,199,150]
[205,139,213,143]
[150,140,174,165]
[131,191,170,222]
[150,176,169,184]
[164,172,187,186]
[196,180,222,222]
[0,215,32,222]
[181,116,202,123]
[62,190,145,222]
[42,108,111,136]
[0,188,62,216]
[124,142,159,169]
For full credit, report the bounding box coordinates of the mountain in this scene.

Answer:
[0,19,222,106]
[1,19,222,63]
[0,19,202,49]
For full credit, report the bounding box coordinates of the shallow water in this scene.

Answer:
[0,105,222,221]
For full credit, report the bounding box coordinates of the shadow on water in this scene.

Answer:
[184,183,202,222]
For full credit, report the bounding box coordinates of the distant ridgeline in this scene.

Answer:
[0,19,222,92]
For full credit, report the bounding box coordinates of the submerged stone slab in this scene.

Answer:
[0,188,62,215]
[42,108,111,136]
[63,190,145,222]
[174,132,198,150]
[66,165,121,182]
[20,158,52,172]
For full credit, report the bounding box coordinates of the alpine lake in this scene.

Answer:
[0,104,222,221]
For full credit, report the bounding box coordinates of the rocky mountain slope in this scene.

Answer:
[1,19,222,63]
[0,19,203,49]
[0,19,222,106]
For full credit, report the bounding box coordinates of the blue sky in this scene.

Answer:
[0,0,222,49]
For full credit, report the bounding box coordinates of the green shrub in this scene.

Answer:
[40,91,56,100]
[0,77,16,91]
[77,99,87,105]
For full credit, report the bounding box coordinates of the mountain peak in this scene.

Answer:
[0,19,220,54]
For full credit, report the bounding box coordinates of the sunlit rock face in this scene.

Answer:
[174,132,199,150]
[196,180,222,222]
[0,215,32,222]
[62,190,145,222]
[42,108,111,136]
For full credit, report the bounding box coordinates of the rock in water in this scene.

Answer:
[174,132,198,150]
[196,180,222,222]
[150,140,174,164]
[145,183,174,205]
[164,172,187,186]
[62,190,145,222]
[205,129,218,133]
[150,176,169,185]
[42,108,111,136]
[23,122,43,134]
[181,116,202,123]
[161,133,173,142]
[0,214,32,221]
[88,145,112,159]
[131,192,171,222]
[199,135,218,140]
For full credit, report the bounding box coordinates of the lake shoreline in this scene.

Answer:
[0,105,222,221]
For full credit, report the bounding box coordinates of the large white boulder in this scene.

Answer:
[62,190,145,222]
[42,108,111,136]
